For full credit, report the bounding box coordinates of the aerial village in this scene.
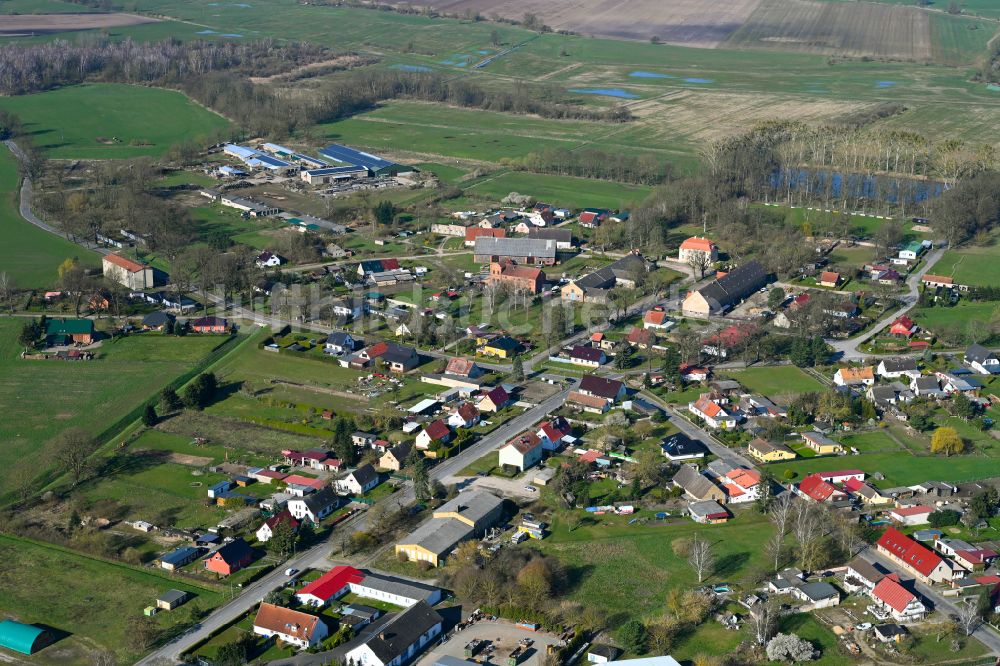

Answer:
[9,138,1000,666]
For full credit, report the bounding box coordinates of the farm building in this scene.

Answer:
[318,144,411,177]
[301,164,370,185]
[156,589,190,611]
[102,253,154,290]
[487,261,545,294]
[44,318,94,346]
[474,237,557,266]
[395,491,504,566]
[0,621,53,655]
[681,261,768,317]
[296,565,443,608]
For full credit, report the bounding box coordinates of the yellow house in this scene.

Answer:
[801,431,844,455]
[748,438,797,463]
[480,336,520,359]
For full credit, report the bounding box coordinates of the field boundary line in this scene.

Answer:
[0,533,223,594]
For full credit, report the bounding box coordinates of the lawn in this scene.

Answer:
[722,366,826,399]
[765,450,1000,488]
[838,429,903,454]
[458,451,500,477]
[0,148,99,287]
[912,301,1000,341]
[0,83,229,159]
[466,171,652,210]
[0,533,222,664]
[0,323,237,499]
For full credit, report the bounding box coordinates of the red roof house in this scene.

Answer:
[890,315,917,337]
[876,527,951,583]
[871,573,925,621]
[295,565,365,606]
[191,316,228,333]
[796,474,845,503]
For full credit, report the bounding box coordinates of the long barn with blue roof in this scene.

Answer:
[318,144,411,177]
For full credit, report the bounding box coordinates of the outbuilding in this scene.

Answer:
[0,621,53,655]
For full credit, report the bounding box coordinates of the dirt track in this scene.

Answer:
[0,12,157,35]
[418,0,763,48]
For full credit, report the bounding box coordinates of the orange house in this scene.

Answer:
[205,538,253,576]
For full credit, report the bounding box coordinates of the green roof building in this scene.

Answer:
[0,620,53,655]
[44,318,95,345]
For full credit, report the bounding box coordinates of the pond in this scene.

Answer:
[569,88,640,99]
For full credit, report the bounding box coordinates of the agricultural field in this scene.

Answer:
[0,83,230,159]
[414,0,761,47]
[0,149,99,287]
[721,365,827,399]
[0,533,221,665]
[0,321,234,498]
[0,12,158,36]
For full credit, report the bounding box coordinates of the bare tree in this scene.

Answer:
[765,531,786,573]
[769,492,795,538]
[687,534,716,583]
[52,427,95,487]
[749,600,779,646]
[686,253,713,280]
[955,598,982,637]
[0,271,13,311]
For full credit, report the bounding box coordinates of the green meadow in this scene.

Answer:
[0,149,99,287]
[0,83,229,159]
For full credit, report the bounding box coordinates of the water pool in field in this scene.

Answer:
[876,81,897,88]
[569,88,640,99]
[684,77,714,84]
[629,71,674,79]
[391,64,433,73]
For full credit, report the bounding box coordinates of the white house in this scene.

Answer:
[253,603,328,650]
[325,331,358,355]
[256,251,284,268]
[341,601,442,666]
[876,358,921,380]
[965,344,1000,375]
[447,402,480,429]
[889,505,933,526]
[287,487,339,524]
[335,464,381,496]
[688,396,737,429]
[833,366,875,387]
[415,420,452,450]
[721,467,763,504]
[255,511,299,543]
[498,432,543,471]
[871,574,926,622]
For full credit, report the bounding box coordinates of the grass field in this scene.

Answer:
[0,83,229,159]
[722,365,827,399]
[765,449,999,487]
[931,246,1000,287]
[912,301,1000,339]
[0,533,221,664]
[536,510,774,622]
[0,149,99,287]
[467,171,652,209]
[0,323,228,495]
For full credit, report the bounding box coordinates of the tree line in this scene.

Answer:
[0,37,332,96]
[507,146,672,185]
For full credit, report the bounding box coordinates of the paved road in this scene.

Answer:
[136,383,573,665]
[828,245,945,361]
[639,391,758,470]
[859,548,1000,655]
